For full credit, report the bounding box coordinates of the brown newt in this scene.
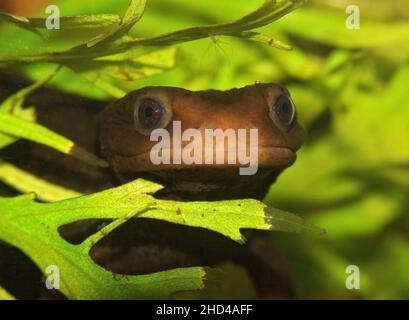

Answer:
[0,77,303,299]
[99,83,303,200]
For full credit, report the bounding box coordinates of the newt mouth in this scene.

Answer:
[111,146,296,173]
[108,146,296,200]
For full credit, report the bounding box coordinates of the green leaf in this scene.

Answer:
[0,190,205,299]
[0,12,121,32]
[365,236,409,299]
[0,12,43,38]
[122,0,147,25]
[275,8,409,55]
[0,112,108,168]
[335,65,409,165]
[0,161,82,202]
[0,0,304,64]
[79,73,127,98]
[110,0,303,51]
[265,141,363,208]
[73,47,178,97]
[0,66,61,113]
[87,0,147,47]
[92,46,178,80]
[30,14,121,29]
[0,179,322,299]
[0,286,15,300]
[311,193,401,239]
[143,199,324,243]
[0,133,17,150]
[0,67,60,150]
[237,31,292,50]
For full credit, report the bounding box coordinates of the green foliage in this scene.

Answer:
[0,112,108,167]
[75,47,178,98]
[0,286,15,300]
[0,0,302,64]
[0,11,121,32]
[263,0,409,299]
[0,179,321,299]
[87,0,146,46]
[0,0,323,300]
[0,67,59,148]
[0,161,81,202]
[0,0,408,299]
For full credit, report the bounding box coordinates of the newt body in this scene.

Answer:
[0,79,303,299]
[100,84,302,200]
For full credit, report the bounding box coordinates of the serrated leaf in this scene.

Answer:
[111,0,304,51]
[30,14,121,29]
[0,179,203,299]
[0,0,304,64]
[0,12,121,32]
[0,178,322,299]
[140,198,325,243]
[0,12,43,38]
[87,0,147,47]
[0,112,108,168]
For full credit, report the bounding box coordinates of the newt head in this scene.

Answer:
[99,83,303,200]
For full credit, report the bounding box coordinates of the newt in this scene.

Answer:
[99,83,302,200]
[0,76,303,299]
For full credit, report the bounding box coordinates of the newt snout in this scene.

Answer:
[99,83,303,200]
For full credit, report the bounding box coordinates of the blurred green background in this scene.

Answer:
[1,0,409,299]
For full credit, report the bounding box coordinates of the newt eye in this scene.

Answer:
[134,97,172,135]
[269,93,296,132]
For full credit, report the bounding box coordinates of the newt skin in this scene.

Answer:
[0,79,303,299]
[99,83,303,200]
